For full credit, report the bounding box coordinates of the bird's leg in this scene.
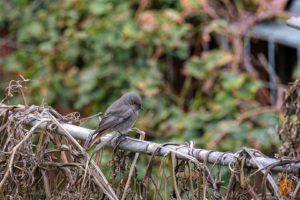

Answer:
[118,131,130,138]
[113,132,130,152]
[115,129,146,150]
[116,131,130,141]
[120,131,130,137]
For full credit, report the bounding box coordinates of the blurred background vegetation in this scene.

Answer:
[0,0,298,156]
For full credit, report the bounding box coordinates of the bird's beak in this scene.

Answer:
[140,106,144,111]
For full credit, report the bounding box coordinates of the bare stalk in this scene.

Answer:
[121,129,145,200]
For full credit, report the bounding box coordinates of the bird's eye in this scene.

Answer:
[133,102,136,105]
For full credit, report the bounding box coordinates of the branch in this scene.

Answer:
[286,17,300,30]
[0,106,298,173]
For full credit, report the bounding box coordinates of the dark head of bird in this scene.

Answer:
[122,93,144,111]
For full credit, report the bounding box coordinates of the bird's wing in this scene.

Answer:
[97,108,133,133]
[87,108,133,148]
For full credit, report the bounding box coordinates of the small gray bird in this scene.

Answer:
[86,93,143,149]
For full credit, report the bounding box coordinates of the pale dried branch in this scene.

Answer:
[286,17,300,30]
[1,105,298,173]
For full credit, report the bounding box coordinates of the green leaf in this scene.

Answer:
[185,50,233,79]
[89,2,113,16]
[17,21,44,42]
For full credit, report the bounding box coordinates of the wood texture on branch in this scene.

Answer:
[0,106,297,173]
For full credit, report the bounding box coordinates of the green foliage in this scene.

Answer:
[0,0,279,155]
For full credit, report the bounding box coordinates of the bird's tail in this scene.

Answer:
[84,129,108,149]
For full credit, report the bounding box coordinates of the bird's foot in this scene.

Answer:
[113,133,130,152]
[117,132,130,141]
[119,132,129,137]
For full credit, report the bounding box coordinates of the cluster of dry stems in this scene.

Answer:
[1,76,300,200]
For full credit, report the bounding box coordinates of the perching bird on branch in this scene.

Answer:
[85,93,144,149]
